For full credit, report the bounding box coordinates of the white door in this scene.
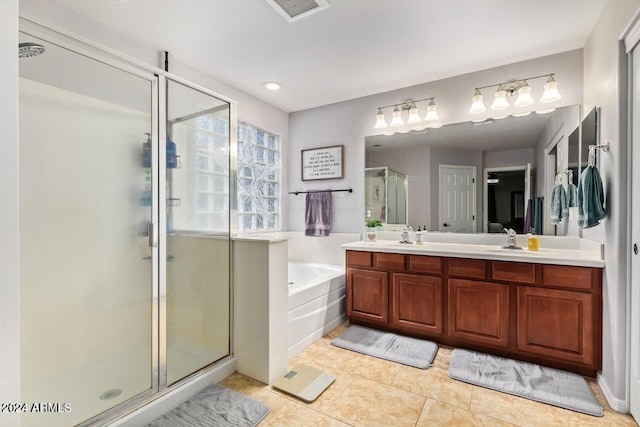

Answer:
[626,18,640,422]
[439,165,476,232]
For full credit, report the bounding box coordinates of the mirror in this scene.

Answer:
[365,105,580,235]
[365,167,408,225]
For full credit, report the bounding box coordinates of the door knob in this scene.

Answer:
[634,243,638,255]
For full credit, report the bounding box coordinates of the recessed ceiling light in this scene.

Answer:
[264,81,282,91]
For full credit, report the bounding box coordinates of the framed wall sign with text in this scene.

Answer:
[301,145,344,181]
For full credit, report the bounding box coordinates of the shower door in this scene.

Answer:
[163,79,232,386]
[19,30,159,427]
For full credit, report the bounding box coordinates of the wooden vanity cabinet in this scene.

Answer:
[345,250,603,377]
[346,268,389,324]
[391,273,443,335]
[448,278,510,347]
[517,264,601,366]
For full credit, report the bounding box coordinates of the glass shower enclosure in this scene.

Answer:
[19,20,233,426]
[365,167,408,225]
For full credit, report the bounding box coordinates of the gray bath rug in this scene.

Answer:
[330,325,437,369]
[147,384,270,427]
[448,348,603,417]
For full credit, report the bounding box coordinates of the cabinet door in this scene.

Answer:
[346,268,389,324]
[448,279,510,347]
[517,286,594,365]
[391,273,443,335]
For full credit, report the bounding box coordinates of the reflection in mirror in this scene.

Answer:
[365,167,408,225]
[365,105,580,235]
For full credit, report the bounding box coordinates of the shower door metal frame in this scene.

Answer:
[19,17,237,427]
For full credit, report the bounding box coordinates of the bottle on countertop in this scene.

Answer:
[527,228,539,251]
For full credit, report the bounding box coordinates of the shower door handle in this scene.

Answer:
[148,222,158,248]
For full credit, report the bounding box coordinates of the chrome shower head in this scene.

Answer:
[19,42,45,58]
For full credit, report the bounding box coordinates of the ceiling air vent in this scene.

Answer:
[265,0,330,23]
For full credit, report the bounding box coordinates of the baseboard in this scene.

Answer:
[597,372,630,413]
[111,357,236,427]
[288,314,346,359]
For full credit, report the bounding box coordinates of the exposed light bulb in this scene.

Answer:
[390,105,403,126]
[491,86,510,110]
[425,99,439,121]
[469,89,486,114]
[514,82,534,107]
[540,75,561,103]
[374,108,387,129]
[407,104,421,124]
[512,111,532,117]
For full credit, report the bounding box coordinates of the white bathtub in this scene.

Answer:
[287,262,346,358]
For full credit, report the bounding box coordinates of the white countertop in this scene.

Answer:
[341,240,605,268]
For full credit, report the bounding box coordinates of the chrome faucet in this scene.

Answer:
[502,228,522,250]
[400,226,413,244]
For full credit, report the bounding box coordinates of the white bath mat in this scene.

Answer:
[147,384,270,426]
[448,348,604,417]
[272,364,336,402]
[330,325,437,369]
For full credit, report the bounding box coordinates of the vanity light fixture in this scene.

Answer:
[469,73,561,114]
[374,97,439,129]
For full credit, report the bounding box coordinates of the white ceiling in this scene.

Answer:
[52,0,606,113]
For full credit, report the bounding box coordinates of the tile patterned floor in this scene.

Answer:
[221,323,638,426]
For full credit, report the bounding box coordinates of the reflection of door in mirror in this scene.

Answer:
[438,165,476,232]
[485,169,526,233]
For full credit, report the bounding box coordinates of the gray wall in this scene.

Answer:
[0,2,20,426]
[582,0,640,410]
[289,50,584,233]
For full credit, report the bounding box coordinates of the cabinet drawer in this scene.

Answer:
[409,255,443,275]
[374,252,405,270]
[492,261,536,284]
[542,265,594,291]
[448,258,486,279]
[346,250,372,267]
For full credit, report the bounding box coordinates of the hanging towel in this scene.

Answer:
[578,165,606,228]
[533,197,543,235]
[305,191,332,236]
[567,182,579,208]
[523,198,535,233]
[550,184,567,224]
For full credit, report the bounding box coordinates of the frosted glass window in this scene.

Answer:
[236,122,281,231]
